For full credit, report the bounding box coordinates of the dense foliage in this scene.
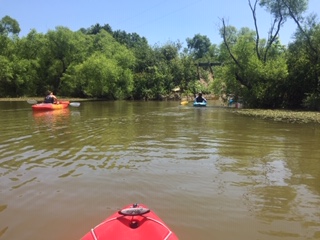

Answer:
[0,0,319,110]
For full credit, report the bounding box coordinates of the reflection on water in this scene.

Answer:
[0,101,320,240]
[32,108,71,134]
[32,108,71,122]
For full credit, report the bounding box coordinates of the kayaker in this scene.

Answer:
[195,92,206,102]
[44,91,58,104]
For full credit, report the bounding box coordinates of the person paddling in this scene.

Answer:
[44,90,58,104]
[195,92,207,103]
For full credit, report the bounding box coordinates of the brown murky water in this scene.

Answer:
[0,101,319,240]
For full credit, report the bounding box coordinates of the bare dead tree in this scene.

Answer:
[284,1,318,56]
[221,18,252,89]
[249,0,261,60]
[249,0,284,63]
[221,19,242,70]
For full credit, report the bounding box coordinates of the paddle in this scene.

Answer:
[69,102,81,107]
[27,99,81,107]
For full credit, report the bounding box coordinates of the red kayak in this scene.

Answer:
[81,203,178,240]
[31,101,70,111]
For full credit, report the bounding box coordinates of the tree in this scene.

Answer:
[186,34,212,60]
[0,16,20,37]
[286,17,320,109]
[220,20,288,107]
[38,27,91,95]
[61,53,133,99]
[0,20,39,97]
[259,0,320,109]
[217,0,311,107]
[0,55,13,97]
[81,23,113,35]
[258,0,308,59]
[61,30,135,99]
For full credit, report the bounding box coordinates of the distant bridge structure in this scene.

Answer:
[194,62,222,79]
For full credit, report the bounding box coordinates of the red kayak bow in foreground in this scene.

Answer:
[81,203,178,240]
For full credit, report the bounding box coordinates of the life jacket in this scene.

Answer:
[44,95,54,103]
[195,96,205,102]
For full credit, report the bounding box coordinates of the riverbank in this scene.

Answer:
[233,109,320,124]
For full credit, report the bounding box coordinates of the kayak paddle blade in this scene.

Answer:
[70,102,80,107]
[27,99,38,104]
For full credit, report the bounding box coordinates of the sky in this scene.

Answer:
[1,0,319,48]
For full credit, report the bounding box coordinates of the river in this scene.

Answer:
[0,100,319,240]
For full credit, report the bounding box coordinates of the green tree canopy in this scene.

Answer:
[186,34,212,60]
[0,15,20,36]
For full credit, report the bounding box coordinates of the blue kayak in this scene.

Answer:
[193,101,207,107]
